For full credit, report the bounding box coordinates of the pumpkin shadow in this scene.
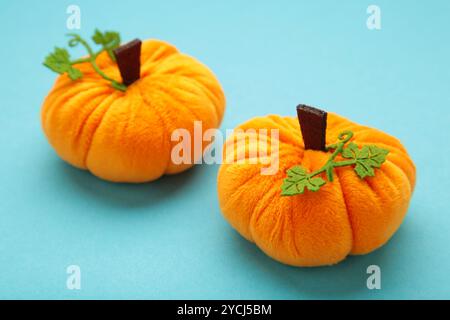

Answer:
[57,159,201,209]
[226,218,414,299]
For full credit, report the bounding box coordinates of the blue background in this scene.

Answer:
[0,0,449,299]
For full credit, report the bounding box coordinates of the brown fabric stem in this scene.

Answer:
[113,39,142,86]
[296,104,327,151]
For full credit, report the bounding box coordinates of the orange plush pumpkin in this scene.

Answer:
[42,30,225,183]
[217,105,415,267]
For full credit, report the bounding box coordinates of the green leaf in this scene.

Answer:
[354,161,375,178]
[66,67,83,80]
[279,131,390,197]
[367,145,390,167]
[342,143,389,179]
[92,29,121,61]
[341,142,359,159]
[43,47,83,80]
[308,177,326,191]
[43,47,70,73]
[281,166,326,196]
[43,30,127,91]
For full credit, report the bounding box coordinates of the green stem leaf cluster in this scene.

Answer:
[43,29,126,92]
[281,130,389,196]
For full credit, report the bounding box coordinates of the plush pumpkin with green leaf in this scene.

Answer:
[42,30,225,182]
[217,105,415,267]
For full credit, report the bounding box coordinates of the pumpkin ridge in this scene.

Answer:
[49,76,93,95]
[183,74,224,125]
[384,159,413,195]
[249,181,283,240]
[335,170,365,255]
[143,80,208,169]
[137,84,172,174]
[231,126,275,144]
[73,92,112,163]
[387,151,416,186]
[71,87,114,137]
[186,71,225,122]
[147,78,206,127]
[386,156,415,189]
[236,116,305,152]
[379,160,410,192]
[224,130,295,163]
[222,166,267,210]
[265,147,297,166]
[259,116,303,148]
[43,83,102,139]
[149,53,189,76]
[140,50,178,76]
[43,81,99,122]
[42,90,74,132]
[268,115,305,148]
[278,148,309,172]
[364,162,408,214]
[84,93,125,169]
[179,73,224,124]
[335,169,358,253]
[326,114,356,135]
[287,201,302,259]
[219,164,279,241]
[335,166,386,255]
[145,77,202,121]
[267,198,289,249]
[142,39,178,56]
[354,164,408,253]
[140,41,180,76]
[282,116,303,141]
[227,131,303,168]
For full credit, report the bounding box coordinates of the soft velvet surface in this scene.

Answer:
[218,113,416,267]
[42,40,225,182]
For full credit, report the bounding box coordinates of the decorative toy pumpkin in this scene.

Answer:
[217,105,415,267]
[42,30,225,182]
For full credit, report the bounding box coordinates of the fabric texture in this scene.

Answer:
[217,113,416,267]
[42,40,225,182]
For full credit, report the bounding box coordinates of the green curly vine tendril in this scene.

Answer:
[281,130,390,196]
[43,29,126,92]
